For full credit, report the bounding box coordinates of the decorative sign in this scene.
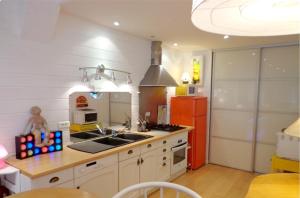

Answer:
[192,56,204,86]
[15,131,63,159]
[76,96,88,108]
[157,105,167,124]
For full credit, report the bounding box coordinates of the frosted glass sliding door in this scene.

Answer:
[210,44,299,173]
[209,49,260,171]
[255,45,299,173]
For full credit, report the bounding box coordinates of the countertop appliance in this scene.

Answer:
[170,134,188,176]
[171,96,207,170]
[73,109,98,125]
[149,124,185,132]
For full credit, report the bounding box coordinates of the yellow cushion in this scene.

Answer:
[245,173,299,198]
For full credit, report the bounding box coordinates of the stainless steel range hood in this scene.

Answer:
[140,41,178,87]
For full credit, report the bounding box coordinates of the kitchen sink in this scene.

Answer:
[71,132,100,139]
[69,132,154,153]
[93,137,131,146]
[88,128,113,135]
[115,133,153,141]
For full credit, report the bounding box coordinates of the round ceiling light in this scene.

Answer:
[191,0,300,36]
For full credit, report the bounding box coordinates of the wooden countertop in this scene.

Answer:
[8,188,97,198]
[6,127,192,179]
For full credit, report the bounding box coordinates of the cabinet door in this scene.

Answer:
[75,165,118,198]
[140,150,158,183]
[119,156,140,198]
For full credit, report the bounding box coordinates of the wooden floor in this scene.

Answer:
[149,164,257,198]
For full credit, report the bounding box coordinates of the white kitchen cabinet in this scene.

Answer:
[74,165,118,198]
[118,139,172,197]
[119,156,140,198]
[140,149,158,183]
[74,154,118,198]
[20,168,74,191]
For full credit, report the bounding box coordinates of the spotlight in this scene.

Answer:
[127,74,132,84]
[82,69,89,82]
[95,65,105,80]
[95,67,102,80]
[111,72,116,81]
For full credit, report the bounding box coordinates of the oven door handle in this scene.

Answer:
[171,142,187,152]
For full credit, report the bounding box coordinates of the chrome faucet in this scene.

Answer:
[124,114,131,130]
[95,124,105,135]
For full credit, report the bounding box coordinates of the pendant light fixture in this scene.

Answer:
[191,0,300,36]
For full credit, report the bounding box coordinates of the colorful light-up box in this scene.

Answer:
[15,131,63,159]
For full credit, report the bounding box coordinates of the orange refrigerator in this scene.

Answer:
[170,96,207,170]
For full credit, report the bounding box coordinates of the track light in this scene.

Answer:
[81,69,89,82]
[79,64,131,84]
[95,65,104,80]
[127,74,132,84]
[111,72,116,81]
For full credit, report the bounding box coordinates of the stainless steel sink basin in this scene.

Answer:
[93,137,132,146]
[69,132,154,153]
[115,133,153,141]
[71,132,100,139]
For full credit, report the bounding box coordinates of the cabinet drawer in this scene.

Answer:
[156,157,171,181]
[157,146,170,155]
[170,132,188,146]
[159,138,171,147]
[31,168,73,188]
[74,154,118,178]
[119,146,141,161]
[157,153,170,162]
[140,141,160,153]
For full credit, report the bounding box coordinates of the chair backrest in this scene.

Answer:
[112,181,202,198]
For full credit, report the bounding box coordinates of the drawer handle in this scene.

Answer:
[147,144,152,148]
[141,158,144,164]
[86,161,97,167]
[77,186,80,189]
[128,150,133,154]
[178,139,183,143]
[163,148,167,152]
[163,140,167,144]
[49,176,60,184]
[163,156,167,160]
[137,158,140,165]
[163,162,166,167]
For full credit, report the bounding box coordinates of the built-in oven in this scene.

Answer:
[170,135,188,176]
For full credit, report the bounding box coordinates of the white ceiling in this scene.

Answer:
[61,0,299,50]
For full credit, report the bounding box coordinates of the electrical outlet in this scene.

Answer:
[145,112,151,117]
[58,121,70,130]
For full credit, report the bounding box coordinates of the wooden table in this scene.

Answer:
[8,188,97,198]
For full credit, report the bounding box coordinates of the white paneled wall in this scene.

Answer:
[0,13,150,154]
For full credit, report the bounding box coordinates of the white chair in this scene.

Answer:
[112,181,202,198]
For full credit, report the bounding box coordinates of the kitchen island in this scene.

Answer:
[5,127,192,197]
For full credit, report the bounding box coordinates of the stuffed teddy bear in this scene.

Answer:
[24,106,50,146]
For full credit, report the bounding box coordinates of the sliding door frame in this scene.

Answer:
[209,42,299,172]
